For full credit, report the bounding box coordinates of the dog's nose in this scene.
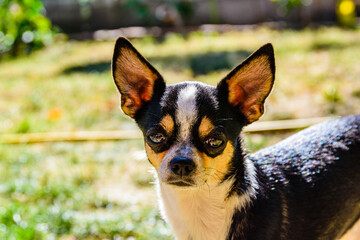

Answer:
[170,157,195,176]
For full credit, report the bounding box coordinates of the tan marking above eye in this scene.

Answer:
[160,114,174,135]
[198,117,216,139]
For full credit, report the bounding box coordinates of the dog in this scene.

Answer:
[111,37,360,240]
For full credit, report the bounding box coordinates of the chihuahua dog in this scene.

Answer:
[112,37,360,240]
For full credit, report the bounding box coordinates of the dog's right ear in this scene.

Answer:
[112,37,165,118]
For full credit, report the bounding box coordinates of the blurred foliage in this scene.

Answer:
[123,0,194,26]
[274,0,358,28]
[323,85,343,103]
[336,0,356,28]
[272,0,304,12]
[0,0,56,57]
[124,0,150,21]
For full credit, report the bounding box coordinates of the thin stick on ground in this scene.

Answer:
[0,117,335,144]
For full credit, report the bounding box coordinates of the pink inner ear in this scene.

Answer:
[121,77,154,116]
[229,85,264,122]
[229,84,261,108]
[229,85,246,106]
[128,92,142,108]
[139,81,153,102]
[230,85,258,110]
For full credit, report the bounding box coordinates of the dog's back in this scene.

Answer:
[246,115,360,239]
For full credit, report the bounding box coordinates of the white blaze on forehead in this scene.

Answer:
[176,84,198,141]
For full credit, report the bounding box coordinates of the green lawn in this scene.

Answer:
[1,27,360,239]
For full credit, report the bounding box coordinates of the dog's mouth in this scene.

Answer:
[166,177,195,187]
[167,181,193,187]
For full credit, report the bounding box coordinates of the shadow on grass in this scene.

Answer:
[310,40,360,51]
[61,50,251,76]
[150,50,252,76]
[189,50,251,75]
[63,62,111,74]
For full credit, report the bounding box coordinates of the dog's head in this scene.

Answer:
[112,38,275,188]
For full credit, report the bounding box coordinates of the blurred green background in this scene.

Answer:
[1,0,360,239]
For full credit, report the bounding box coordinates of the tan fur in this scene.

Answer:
[196,117,235,184]
[145,143,166,170]
[160,114,175,135]
[198,117,215,138]
[145,115,174,172]
[227,55,273,123]
[197,142,234,184]
[340,219,360,240]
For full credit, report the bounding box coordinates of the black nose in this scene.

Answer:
[170,157,195,176]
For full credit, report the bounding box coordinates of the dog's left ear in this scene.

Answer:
[217,43,275,123]
[112,37,164,118]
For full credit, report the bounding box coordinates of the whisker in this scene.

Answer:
[147,112,161,119]
[214,118,235,124]
[205,180,211,195]
[205,167,228,175]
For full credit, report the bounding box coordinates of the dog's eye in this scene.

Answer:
[148,133,166,144]
[205,138,224,148]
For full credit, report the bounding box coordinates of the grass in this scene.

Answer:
[0,142,171,240]
[1,26,360,239]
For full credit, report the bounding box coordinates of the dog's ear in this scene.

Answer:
[217,43,275,123]
[112,37,164,118]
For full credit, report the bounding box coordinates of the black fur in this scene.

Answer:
[227,115,360,240]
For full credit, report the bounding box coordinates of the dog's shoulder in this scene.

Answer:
[248,115,360,185]
[241,115,360,239]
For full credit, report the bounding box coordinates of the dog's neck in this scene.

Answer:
[156,157,258,240]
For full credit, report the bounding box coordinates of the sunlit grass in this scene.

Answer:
[0,141,172,239]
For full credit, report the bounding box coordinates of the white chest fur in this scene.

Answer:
[157,180,250,240]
